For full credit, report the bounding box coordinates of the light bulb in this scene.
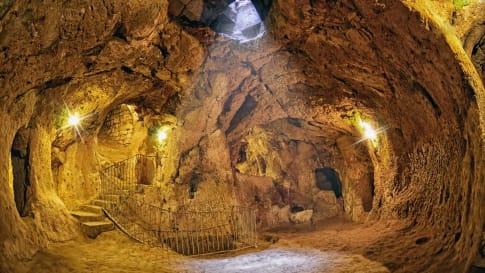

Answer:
[157,130,168,142]
[67,113,80,127]
[360,120,377,141]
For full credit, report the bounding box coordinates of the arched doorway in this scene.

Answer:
[11,129,30,217]
[315,167,342,198]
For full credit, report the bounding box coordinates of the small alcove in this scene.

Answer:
[11,129,31,217]
[315,167,342,198]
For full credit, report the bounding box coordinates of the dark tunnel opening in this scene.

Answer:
[315,167,342,198]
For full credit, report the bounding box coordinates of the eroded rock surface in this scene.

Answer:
[0,0,484,273]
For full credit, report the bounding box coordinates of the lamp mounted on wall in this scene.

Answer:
[157,128,169,143]
[359,120,377,141]
[58,108,89,143]
[67,112,81,127]
[353,118,388,147]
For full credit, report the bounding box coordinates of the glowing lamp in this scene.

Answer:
[67,113,80,127]
[359,120,377,141]
[157,129,168,142]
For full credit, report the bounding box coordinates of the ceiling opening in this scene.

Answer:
[211,0,266,43]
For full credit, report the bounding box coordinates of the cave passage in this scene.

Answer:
[0,0,484,273]
[315,167,342,198]
[11,132,30,217]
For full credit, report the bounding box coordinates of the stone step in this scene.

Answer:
[80,204,104,214]
[71,210,104,222]
[81,220,115,239]
[92,199,117,209]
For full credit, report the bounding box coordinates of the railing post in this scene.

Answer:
[99,155,259,256]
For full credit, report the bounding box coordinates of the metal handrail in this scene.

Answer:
[97,154,258,256]
[102,154,156,171]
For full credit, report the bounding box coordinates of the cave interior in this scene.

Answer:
[0,0,485,272]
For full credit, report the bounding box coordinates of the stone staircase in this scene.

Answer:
[71,203,114,238]
[70,154,146,239]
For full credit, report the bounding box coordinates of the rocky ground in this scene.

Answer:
[12,218,405,273]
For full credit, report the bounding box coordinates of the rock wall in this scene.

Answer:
[55,138,100,210]
[169,0,485,271]
[0,0,484,272]
[0,92,79,273]
[0,0,205,271]
[98,104,138,146]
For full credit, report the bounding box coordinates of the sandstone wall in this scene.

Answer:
[0,1,204,272]
[0,0,484,272]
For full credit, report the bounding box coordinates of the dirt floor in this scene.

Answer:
[15,218,405,273]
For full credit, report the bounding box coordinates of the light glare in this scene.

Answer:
[353,119,388,146]
[67,113,80,127]
[157,130,168,142]
[360,120,377,141]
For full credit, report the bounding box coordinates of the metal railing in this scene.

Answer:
[100,154,159,195]
[98,154,257,256]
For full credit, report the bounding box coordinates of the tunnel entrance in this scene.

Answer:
[315,167,342,198]
[11,130,30,217]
